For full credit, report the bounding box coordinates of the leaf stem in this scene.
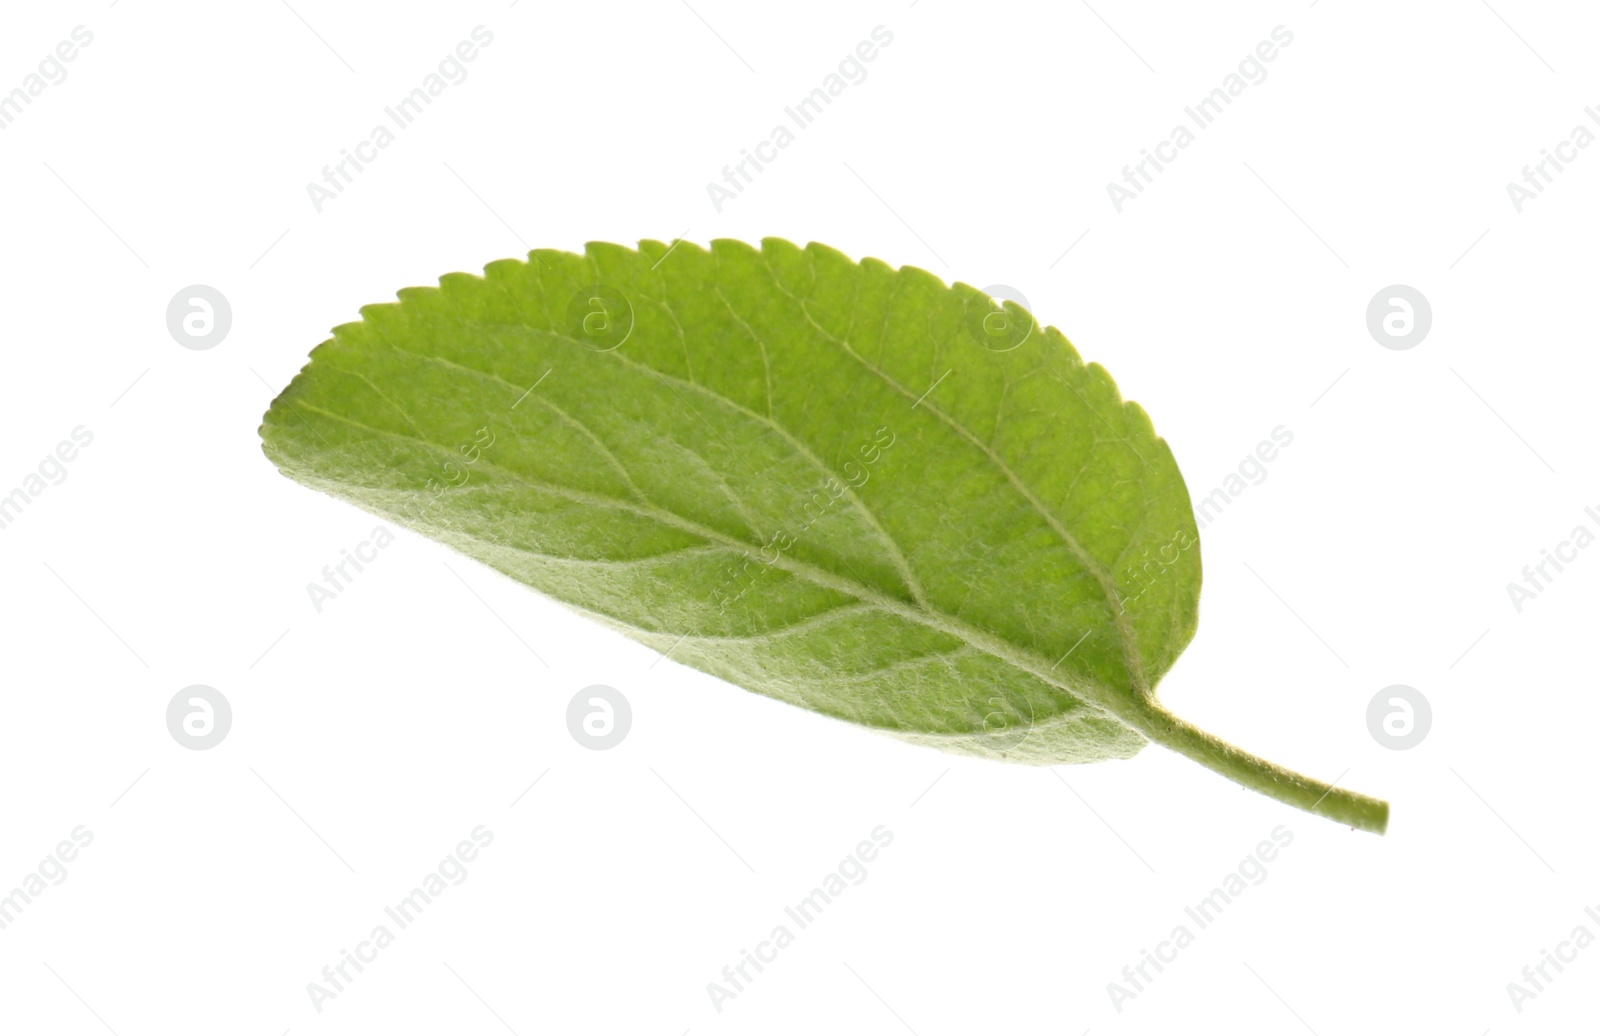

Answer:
[1126,704,1390,834]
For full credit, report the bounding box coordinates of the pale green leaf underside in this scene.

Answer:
[260,238,1202,767]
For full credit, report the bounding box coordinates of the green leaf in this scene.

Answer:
[260,238,1388,834]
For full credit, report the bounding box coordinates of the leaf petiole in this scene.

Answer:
[1126,703,1390,834]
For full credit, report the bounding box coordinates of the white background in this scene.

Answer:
[1,1,1595,1032]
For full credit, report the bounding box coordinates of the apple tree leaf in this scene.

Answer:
[260,238,1388,834]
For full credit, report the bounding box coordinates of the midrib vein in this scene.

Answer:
[286,401,1132,728]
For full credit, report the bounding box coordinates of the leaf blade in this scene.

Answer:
[261,238,1387,832]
